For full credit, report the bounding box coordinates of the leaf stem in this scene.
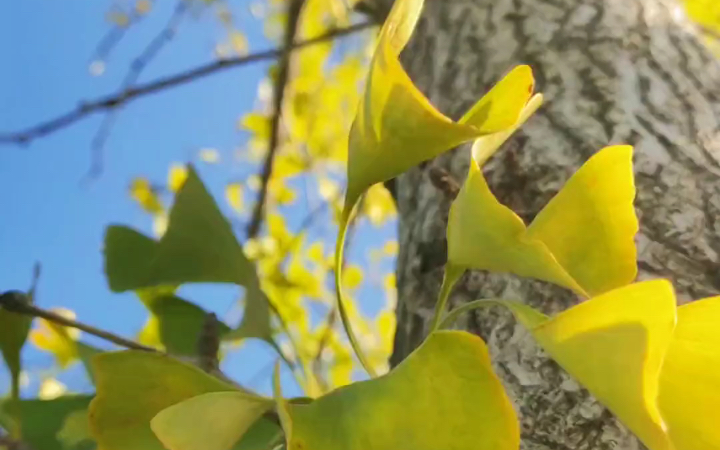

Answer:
[428,266,464,333]
[334,203,377,377]
[0,296,156,352]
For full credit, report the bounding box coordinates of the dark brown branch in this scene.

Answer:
[0,292,156,352]
[197,312,221,373]
[0,21,376,146]
[246,0,307,239]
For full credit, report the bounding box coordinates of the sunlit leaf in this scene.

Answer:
[230,31,249,56]
[226,183,244,214]
[130,177,164,215]
[199,148,221,163]
[4,395,94,450]
[30,309,81,368]
[336,0,538,376]
[168,164,189,193]
[30,310,102,382]
[515,280,676,450]
[150,391,273,450]
[683,0,720,35]
[447,145,637,297]
[280,331,518,450]
[38,378,67,400]
[361,184,396,226]
[89,351,248,450]
[341,265,363,290]
[658,295,720,450]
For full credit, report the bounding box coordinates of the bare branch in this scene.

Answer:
[0,21,376,147]
[87,1,189,178]
[0,292,155,352]
[246,0,307,239]
[91,1,157,65]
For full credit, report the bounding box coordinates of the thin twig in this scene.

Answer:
[0,21,376,147]
[246,0,307,239]
[91,1,156,65]
[0,294,155,352]
[87,1,189,178]
[311,306,337,392]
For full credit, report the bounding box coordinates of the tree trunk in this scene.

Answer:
[380,0,720,448]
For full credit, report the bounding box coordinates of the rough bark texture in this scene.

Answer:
[379,0,720,448]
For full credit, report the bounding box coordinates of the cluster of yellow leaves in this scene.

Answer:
[244,213,393,393]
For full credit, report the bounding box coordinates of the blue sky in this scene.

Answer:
[0,1,392,399]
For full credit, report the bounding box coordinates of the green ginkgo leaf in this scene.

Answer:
[104,166,272,342]
[4,395,94,450]
[137,292,231,356]
[150,391,274,450]
[447,144,638,299]
[0,291,34,399]
[105,166,257,290]
[88,350,249,450]
[276,331,518,450]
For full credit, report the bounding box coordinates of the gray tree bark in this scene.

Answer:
[376,0,720,448]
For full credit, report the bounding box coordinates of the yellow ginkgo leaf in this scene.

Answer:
[447,144,638,299]
[362,184,396,226]
[198,148,220,163]
[130,178,164,215]
[344,0,539,209]
[342,265,363,290]
[658,295,720,450]
[279,331,519,450]
[167,164,188,193]
[38,378,67,400]
[150,392,273,450]
[30,309,80,369]
[226,183,244,214]
[518,280,676,450]
[336,0,541,378]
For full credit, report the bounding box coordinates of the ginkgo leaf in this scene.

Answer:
[341,265,363,290]
[4,395,94,450]
[38,378,67,400]
[104,166,272,342]
[336,0,541,376]
[447,145,638,298]
[150,391,274,450]
[344,0,538,209]
[278,331,518,450]
[29,308,102,382]
[0,291,34,399]
[89,351,249,450]
[168,164,189,193]
[130,177,164,215]
[226,183,244,214]
[658,295,720,450]
[138,293,231,356]
[515,280,676,450]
